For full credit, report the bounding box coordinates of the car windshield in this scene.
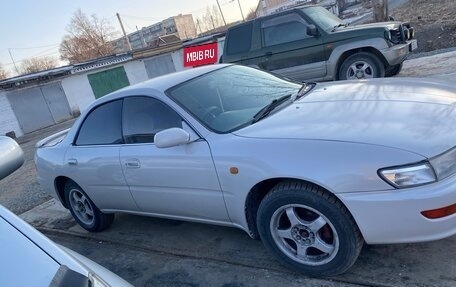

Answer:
[303,6,345,31]
[168,66,301,133]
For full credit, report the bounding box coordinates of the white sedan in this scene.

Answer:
[0,136,132,287]
[35,64,456,276]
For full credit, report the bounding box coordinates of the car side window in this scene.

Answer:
[122,96,182,144]
[75,100,123,146]
[261,13,311,47]
[226,22,253,55]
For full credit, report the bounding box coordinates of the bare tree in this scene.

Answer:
[246,8,256,21]
[196,5,225,33]
[20,56,58,74]
[0,64,8,80]
[372,0,388,22]
[60,9,117,64]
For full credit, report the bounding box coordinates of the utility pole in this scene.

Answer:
[215,0,227,26]
[236,0,245,21]
[116,13,132,51]
[8,49,19,75]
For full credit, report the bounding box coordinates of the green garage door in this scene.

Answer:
[88,66,130,99]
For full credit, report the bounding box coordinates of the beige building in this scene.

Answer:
[256,0,309,16]
[113,14,197,52]
[256,0,339,17]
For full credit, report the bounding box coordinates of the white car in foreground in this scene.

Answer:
[0,136,132,287]
[35,64,456,276]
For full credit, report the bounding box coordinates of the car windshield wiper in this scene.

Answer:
[252,94,292,124]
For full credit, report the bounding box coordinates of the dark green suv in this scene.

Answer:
[221,5,416,81]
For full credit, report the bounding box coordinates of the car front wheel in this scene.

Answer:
[257,181,363,277]
[64,180,114,232]
[385,62,403,77]
[338,52,385,80]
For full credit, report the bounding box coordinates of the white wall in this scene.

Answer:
[171,49,186,72]
[61,74,96,115]
[124,60,149,84]
[0,92,23,137]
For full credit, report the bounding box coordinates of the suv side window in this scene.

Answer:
[75,100,123,145]
[226,22,253,55]
[261,13,310,47]
[122,96,182,144]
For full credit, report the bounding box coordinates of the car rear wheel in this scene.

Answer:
[64,180,114,232]
[338,52,385,80]
[257,181,363,277]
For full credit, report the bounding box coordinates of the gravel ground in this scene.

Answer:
[391,0,456,53]
[0,119,75,214]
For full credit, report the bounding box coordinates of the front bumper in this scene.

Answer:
[338,173,456,244]
[381,39,417,66]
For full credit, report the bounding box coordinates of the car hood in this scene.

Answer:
[233,78,456,158]
[337,21,399,32]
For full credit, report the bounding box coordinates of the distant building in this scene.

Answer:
[113,14,197,52]
[256,0,339,17]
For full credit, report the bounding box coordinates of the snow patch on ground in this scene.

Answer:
[399,50,456,82]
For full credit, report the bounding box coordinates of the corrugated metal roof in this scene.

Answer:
[71,54,132,74]
[0,66,72,89]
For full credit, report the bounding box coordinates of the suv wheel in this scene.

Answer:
[339,52,385,80]
[385,62,403,77]
[257,181,363,277]
[64,180,114,232]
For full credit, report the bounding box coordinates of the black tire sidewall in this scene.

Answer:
[257,187,361,276]
[339,52,385,80]
[64,181,102,231]
[385,62,403,77]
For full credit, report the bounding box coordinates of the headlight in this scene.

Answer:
[409,27,415,39]
[384,30,392,41]
[379,162,436,188]
[430,147,456,180]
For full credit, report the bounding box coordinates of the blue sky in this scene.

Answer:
[0,0,258,75]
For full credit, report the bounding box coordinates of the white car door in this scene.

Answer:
[65,100,138,211]
[119,96,230,222]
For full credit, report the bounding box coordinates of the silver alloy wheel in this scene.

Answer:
[270,204,339,266]
[346,60,374,79]
[68,188,95,226]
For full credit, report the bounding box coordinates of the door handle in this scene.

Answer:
[67,159,78,166]
[124,159,140,168]
[265,51,273,58]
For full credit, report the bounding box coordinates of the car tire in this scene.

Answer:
[385,62,403,77]
[64,180,114,232]
[338,52,385,80]
[257,181,363,277]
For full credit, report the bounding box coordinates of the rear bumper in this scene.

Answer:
[338,174,456,244]
[34,151,62,202]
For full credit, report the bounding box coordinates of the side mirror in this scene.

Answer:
[0,136,24,181]
[154,128,190,148]
[307,24,319,37]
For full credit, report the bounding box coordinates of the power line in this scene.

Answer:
[8,43,60,50]
[121,14,165,21]
[29,46,60,58]
[2,51,61,67]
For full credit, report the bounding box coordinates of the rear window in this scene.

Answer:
[75,100,123,145]
[226,22,253,55]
